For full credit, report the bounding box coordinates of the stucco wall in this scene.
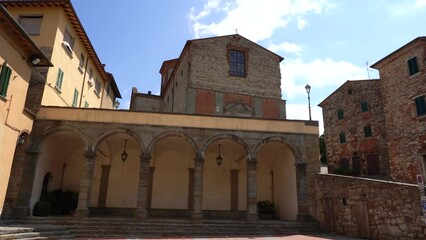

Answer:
[316,174,426,239]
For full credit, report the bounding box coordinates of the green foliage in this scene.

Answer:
[33,200,51,216]
[257,200,274,213]
[32,189,79,216]
[319,134,327,164]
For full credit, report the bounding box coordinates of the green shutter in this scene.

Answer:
[361,102,368,112]
[415,96,426,116]
[0,63,12,97]
[337,109,344,120]
[55,68,64,90]
[364,126,372,137]
[339,132,346,143]
[73,88,79,107]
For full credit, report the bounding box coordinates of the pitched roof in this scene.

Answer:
[371,37,426,69]
[1,0,121,98]
[0,4,52,66]
[318,79,380,107]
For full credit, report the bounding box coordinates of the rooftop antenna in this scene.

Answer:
[366,61,371,79]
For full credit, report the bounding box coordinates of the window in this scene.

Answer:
[106,83,110,95]
[339,132,346,144]
[78,54,85,70]
[408,57,419,76]
[361,101,368,112]
[337,109,344,120]
[84,101,89,108]
[89,68,93,80]
[94,78,102,94]
[18,15,42,35]
[72,88,79,107]
[0,62,12,97]
[229,49,245,77]
[364,126,372,137]
[55,68,64,90]
[63,28,75,50]
[415,95,426,116]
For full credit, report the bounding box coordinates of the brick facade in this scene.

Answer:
[130,34,286,119]
[319,80,389,178]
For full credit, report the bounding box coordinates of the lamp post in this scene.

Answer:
[305,84,312,121]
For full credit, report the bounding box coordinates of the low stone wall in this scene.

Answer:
[316,174,425,240]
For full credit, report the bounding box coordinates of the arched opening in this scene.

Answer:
[30,130,85,215]
[149,135,195,212]
[202,138,247,213]
[256,141,298,220]
[89,133,141,213]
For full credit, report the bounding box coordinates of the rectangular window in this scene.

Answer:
[94,78,102,94]
[364,126,372,137]
[84,101,89,108]
[337,109,344,120]
[78,54,85,70]
[0,62,12,97]
[18,15,42,35]
[408,57,419,76]
[106,83,110,95]
[229,49,245,77]
[55,68,64,90]
[89,68,93,80]
[361,101,368,112]
[415,95,426,116]
[72,88,79,107]
[63,28,75,50]
[339,132,346,144]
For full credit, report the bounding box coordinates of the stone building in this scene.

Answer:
[371,37,426,183]
[1,2,320,221]
[0,4,51,215]
[130,34,286,119]
[320,37,426,184]
[319,80,389,178]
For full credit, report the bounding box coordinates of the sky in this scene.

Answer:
[71,0,426,133]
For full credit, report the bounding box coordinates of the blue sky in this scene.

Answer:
[72,0,426,133]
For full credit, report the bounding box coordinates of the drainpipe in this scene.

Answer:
[99,64,106,108]
[78,57,90,107]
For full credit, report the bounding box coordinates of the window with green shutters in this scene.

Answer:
[84,101,89,108]
[408,57,419,76]
[55,68,64,90]
[339,132,346,144]
[361,101,368,112]
[415,95,426,116]
[337,109,344,120]
[364,126,372,137]
[0,62,12,97]
[72,88,79,107]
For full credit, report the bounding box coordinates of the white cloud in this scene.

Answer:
[281,58,367,99]
[189,0,336,41]
[268,42,303,56]
[387,0,426,17]
[286,103,324,134]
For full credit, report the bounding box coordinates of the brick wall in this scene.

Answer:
[316,174,426,240]
[374,41,426,183]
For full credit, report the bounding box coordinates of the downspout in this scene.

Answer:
[99,64,106,108]
[78,57,90,107]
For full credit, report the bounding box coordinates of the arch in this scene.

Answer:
[200,133,251,159]
[91,128,145,153]
[31,125,89,153]
[254,136,302,161]
[146,131,199,156]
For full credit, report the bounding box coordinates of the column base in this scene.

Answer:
[134,208,148,219]
[10,207,31,218]
[246,213,259,222]
[296,213,314,222]
[74,209,90,219]
[191,211,204,221]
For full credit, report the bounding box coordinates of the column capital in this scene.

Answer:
[84,151,97,160]
[140,153,152,163]
[194,155,204,166]
[25,149,40,157]
[295,161,307,168]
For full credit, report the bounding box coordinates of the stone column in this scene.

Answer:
[74,151,96,218]
[191,154,204,220]
[295,161,310,221]
[135,153,151,219]
[246,158,258,222]
[9,150,40,217]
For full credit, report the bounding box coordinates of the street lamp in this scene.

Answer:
[305,84,312,121]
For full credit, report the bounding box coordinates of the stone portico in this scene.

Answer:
[3,106,320,221]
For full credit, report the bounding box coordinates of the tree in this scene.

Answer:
[319,134,327,164]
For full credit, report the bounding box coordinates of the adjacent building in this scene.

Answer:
[0,4,51,215]
[320,37,426,184]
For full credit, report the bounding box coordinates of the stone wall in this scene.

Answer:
[316,174,426,240]
[373,40,426,183]
[130,88,162,112]
[319,80,389,178]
